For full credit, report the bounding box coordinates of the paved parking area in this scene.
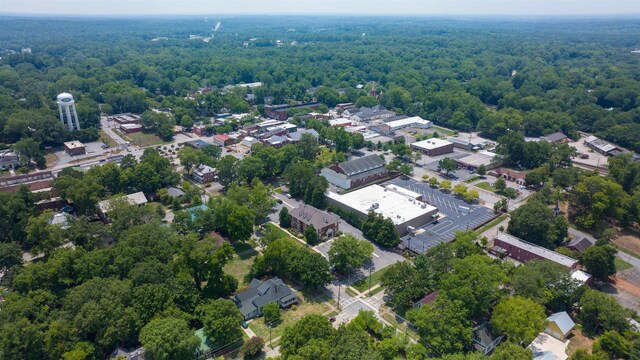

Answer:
[420,151,477,181]
[384,178,497,254]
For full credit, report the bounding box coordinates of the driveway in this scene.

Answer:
[528,332,568,360]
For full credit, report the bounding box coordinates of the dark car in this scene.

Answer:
[328,316,336,323]
[241,321,248,329]
[276,199,283,204]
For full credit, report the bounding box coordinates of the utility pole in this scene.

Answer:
[269,325,272,348]
[368,267,373,294]
[337,284,341,310]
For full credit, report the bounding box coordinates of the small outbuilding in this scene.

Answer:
[64,141,86,156]
[544,311,575,341]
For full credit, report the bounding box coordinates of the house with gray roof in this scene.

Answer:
[545,311,575,341]
[321,154,388,189]
[0,149,20,170]
[290,204,339,239]
[287,128,319,142]
[234,278,298,320]
[541,132,568,143]
[347,105,396,123]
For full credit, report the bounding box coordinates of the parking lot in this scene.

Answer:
[384,178,497,254]
[419,151,478,181]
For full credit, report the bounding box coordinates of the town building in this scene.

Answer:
[544,312,575,341]
[541,132,568,143]
[448,137,488,151]
[0,149,20,170]
[489,168,526,185]
[584,135,623,156]
[108,113,141,125]
[411,138,454,156]
[321,154,388,189]
[109,347,145,360]
[63,141,86,156]
[234,278,299,320]
[289,204,340,239]
[379,116,433,134]
[192,164,217,183]
[0,171,54,193]
[287,128,319,143]
[242,136,259,148]
[473,324,504,355]
[193,124,209,136]
[327,184,438,236]
[491,233,578,270]
[119,123,142,134]
[185,139,210,149]
[329,118,353,127]
[346,105,396,123]
[263,135,288,148]
[212,134,233,147]
[97,192,148,222]
[264,102,321,120]
[457,151,499,171]
[566,236,595,253]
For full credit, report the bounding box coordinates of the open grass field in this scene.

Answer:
[474,181,495,192]
[224,256,256,286]
[432,125,456,136]
[44,152,59,167]
[117,129,171,147]
[353,267,390,293]
[616,258,633,272]
[613,233,640,258]
[248,292,330,342]
[99,130,118,148]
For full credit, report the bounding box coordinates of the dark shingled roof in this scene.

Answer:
[542,132,568,143]
[234,278,297,317]
[290,204,339,230]
[338,154,386,176]
[567,237,595,252]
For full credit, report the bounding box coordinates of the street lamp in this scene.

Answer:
[368,266,373,294]
[337,284,341,311]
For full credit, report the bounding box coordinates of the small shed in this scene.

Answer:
[544,311,575,341]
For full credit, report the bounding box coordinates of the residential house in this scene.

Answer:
[413,291,438,309]
[165,186,185,198]
[566,236,595,252]
[473,324,504,355]
[491,233,578,270]
[264,135,288,148]
[234,278,299,320]
[287,128,320,143]
[321,154,388,189]
[192,164,217,183]
[544,312,575,341]
[97,192,148,222]
[0,149,20,170]
[109,347,145,360]
[290,204,339,238]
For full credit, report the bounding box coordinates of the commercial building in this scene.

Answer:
[242,136,259,148]
[287,128,319,142]
[289,204,340,239]
[263,135,288,148]
[327,184,438,236]
[489,168,526,185]
[0,149,20,170]
[108,113,141,124]
[185,139,210,149]
[448,137,489,151]
[192,164,217,183]
[63,141,86,156]
[0,171,54,193]
[346,105,396,122]
[411,138,454,156]
[457,151,499,171]
[329,118,353,127]
[234,278,298,320]
[119,123,142,134]
[383,116,432,133]
[212,134,233,147]
[491,233,578,270]
[584,135,623,156]
[264,102,321,120]
[321,154,388,189]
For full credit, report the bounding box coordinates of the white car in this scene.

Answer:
[285,194,292,199]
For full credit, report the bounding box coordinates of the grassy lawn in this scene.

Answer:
[248,294,330,342]
[463,176,480,184]
[475,181,495,192]
[117,130,171,147]
[365,286,385,297]
[615,258,633,272]
[475,214,508,235]
[44,152,59,167]
[264,223,303,244]
[353,267,390,293]
[380,311,420,342]
[223,256,256,286]
[345,287,358,297]
[99,130,118,148]
[432,125,455,136]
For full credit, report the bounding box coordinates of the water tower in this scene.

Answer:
[57,92,81,131]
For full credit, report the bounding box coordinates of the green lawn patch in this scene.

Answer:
[353,267,390,293]
[99,129,118,148]
[475,181,495,192]
[264,223,301,244]
[615,258,633,272]
[223,255,256,285]
[365,286,385,297]
[120,130,171,147]
[432,125,455,136]
[248,295,329,343]
[476,214,508,235]
[345,287,358,297]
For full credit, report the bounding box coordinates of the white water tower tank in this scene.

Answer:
[57,92,81,131]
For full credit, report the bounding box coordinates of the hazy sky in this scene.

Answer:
[3,0,640,16]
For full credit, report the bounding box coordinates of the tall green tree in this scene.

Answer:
[490,296,546,344]
[139,317,201,360]
[328,235,374,273]
[197,299,244,346]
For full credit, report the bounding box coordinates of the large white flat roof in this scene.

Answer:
[387,116,432,129]
[327,184,437,225]
[411,138,453,150]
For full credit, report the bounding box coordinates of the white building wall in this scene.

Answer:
[320,168,351,189]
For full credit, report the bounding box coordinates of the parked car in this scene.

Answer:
[276,199,283,204]
[328,316,336,323]
[241,321,248,329]
[285,193,292,199]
